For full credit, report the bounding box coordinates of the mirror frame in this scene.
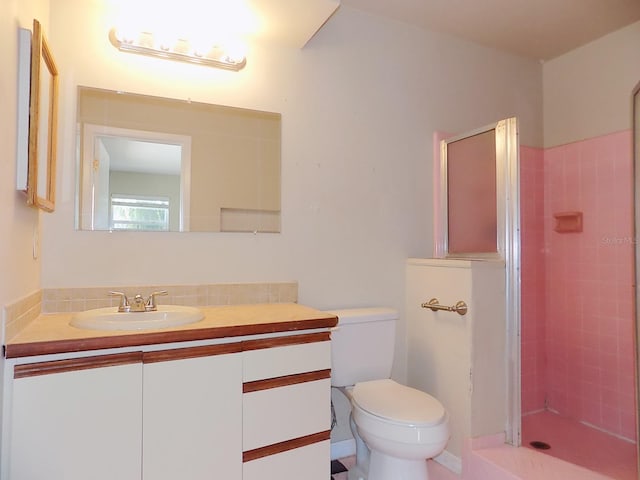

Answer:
[27,19,58,212]
[632,79,640,474]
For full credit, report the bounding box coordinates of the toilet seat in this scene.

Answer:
[351,379,446,427]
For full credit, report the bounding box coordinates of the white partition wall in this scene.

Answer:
[406,258,506,470]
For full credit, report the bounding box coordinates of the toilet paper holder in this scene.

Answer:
[421,298,468,316]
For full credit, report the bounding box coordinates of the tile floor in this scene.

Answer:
[470,442,614,480]
[522,410,637,480]
[332,412,638,480]
[331,457,353,480]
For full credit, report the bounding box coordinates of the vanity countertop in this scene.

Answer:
[4,303,338,359]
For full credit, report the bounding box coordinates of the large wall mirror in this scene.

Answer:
[76,87,281,233]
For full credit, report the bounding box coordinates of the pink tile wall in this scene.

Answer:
[520,145,547,414]
[521,130,637,441]
[544,130,636,440]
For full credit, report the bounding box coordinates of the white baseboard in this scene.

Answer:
[434,449,462,474]
[331,438,356,460]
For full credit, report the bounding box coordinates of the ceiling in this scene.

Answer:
[248,0,340,47]
[339,0,640,60]
[100,137,181,176]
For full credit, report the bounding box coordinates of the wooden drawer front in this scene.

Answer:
[243,440,330,480]
[243,378,331,451]
[243,340,330,382]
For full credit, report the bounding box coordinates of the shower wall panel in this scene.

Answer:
[520,146,547,415]
[541,130,635,441]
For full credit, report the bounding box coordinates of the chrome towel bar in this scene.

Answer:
[421,298,468,316]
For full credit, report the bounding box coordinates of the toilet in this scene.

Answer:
[330,307,449,480]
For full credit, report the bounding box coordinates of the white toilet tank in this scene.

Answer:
[328,307,397,387]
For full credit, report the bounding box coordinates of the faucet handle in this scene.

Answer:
[145,290,168,311]
[109,291,130,312]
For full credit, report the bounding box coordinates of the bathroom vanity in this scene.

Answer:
[1,304,337,480]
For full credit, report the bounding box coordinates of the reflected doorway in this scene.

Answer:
[79,125,191,232]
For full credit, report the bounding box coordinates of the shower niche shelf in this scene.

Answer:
[553,211,583,233]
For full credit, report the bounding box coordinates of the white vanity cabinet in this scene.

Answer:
[8,353,143,480]
[4,329,333,480]
[7,346,243,480]
[242,333,332,480]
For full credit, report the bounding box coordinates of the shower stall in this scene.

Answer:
[519,120,638,478]
[426,110,638,477]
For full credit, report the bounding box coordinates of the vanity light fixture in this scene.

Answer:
[108,28,246,71]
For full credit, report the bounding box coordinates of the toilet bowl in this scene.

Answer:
[329,308,450,480]
[350,379,449,480]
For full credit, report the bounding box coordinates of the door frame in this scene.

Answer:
[631,80,640,472]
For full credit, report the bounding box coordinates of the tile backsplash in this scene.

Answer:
[4,282,298,341]
[4,290,42,342]
[42,282,298,313]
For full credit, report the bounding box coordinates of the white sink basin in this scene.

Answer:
[70,305,204,331]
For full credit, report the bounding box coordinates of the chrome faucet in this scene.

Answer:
[109,291,130,312]
[131,294,146,312]
[145,290,168,311]
[109,290,168,312]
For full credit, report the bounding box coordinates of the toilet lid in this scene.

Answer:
[351,379,445,426]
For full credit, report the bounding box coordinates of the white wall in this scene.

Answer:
[543,20,640,147]
[0,0,47,323]
[0,0,50,464]
[41,1,542,380]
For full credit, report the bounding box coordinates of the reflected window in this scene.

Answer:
[110,195,170,231]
